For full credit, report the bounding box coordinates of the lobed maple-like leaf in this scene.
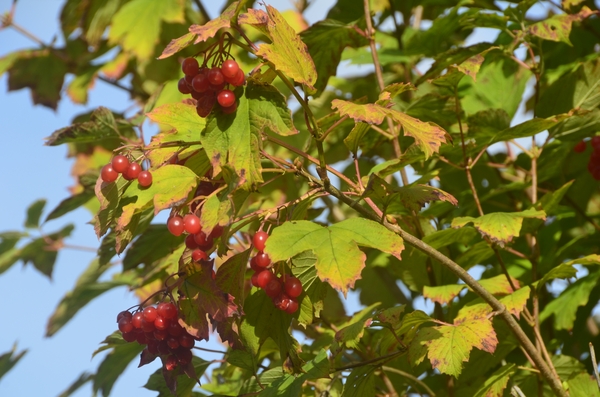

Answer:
[529,6,595,45]
[473,363,516,397]
[451,208,546,245]
[455,287,531,323]
[423,284,465,305]
[254,5,317,92]
[189,2,239,44]
[409,318,498,377]
[265,219,404,296]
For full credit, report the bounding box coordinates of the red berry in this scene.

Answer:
[136,332,148,345]
[168,321,184,337]
[221,101,238,115]
[192,249,208,262]
[255,251,271,268]
[592,136,600,150]
[118,317,134,333]
[229,69,245,86]
[122,331,137,342]
[167,216,185,236]
[138,170,153,187]
[167,336,180,349]
[217,89,236,108]
[158,302,177,319]
[285,299,299,314]
[101,164,118,183]
[273,293,291,311]
[175,347,193,365]
[141,318,155,332]
[111,155,130,173]
[179,333,195,349]
[209,225,224,239]
[256,269,275,289]
[284,276,303,298]
[207,67,224,85]
[178,78,192,94]
[250,256,261,272]
[574,140,586,153]
[253,231,269,251]
[192,73,209,93]
[183,213,201,234]
[154,316,168,331]
[193,231,213,250]
[154,329,168,341]
[165,355,178,371]
[251,271,261,287]
[185,234,199,250]
[124,162,141,180]
[117,310,132,323]
[147,341,160,355]
[132,312,144,329]
[221,59,240,79]
[143,306,157,322]
[265,278,283,298]
[196,93,216,118]
[182,58,199,76]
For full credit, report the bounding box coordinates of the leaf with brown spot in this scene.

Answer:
[409,319,498,377]
[423,284,465,305]
[529,6,595,45]
[455,287,531,323]
[237,9,269,37]
[158,32,196,59]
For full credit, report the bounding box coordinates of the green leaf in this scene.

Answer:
[46,259,126,336]
[422,227,478,249]
[343,122,371,155]
[456,287,531,322]
[409,319,498,377]
[108,0,184,60]
[291,251,328,320]
[265,219,404,295]
[146,102,206,138]
[7,49,67,109]
[144,357,210,396]
[540,270,600,330]
[116,165,198,252]
[93,337,145,397]
[56,372,94,397]
[451,208,546,245]
[489,113,572,144]
[24,199,46,228]
[473,363,516,397]
[45,107,126,146]
[537,58,600,118]
[67,65,101,105]
[334,303,380,349]
[215,249,252,308]
[417,43,496,84]
[538,263,578,289]
[300,19,368,96]
[341,366,376,397]
[122,225,183,270]
[529,7,594,45]
[45,189,96,222]
[19,224,74,278]
[201,81,295,188]
[432,46,498,87]
[423,284,465,305]
[255,5,317,92]
[0,344,27,382]
[566,372,600,397]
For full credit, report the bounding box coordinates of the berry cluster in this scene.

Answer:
[178,57,245,118]
[101,155,153,187]
[167,212,223,265]
[574,137,600,180]
[117,302,196,372]
[249,231,301,314]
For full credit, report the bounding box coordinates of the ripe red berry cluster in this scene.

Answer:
[178,57,245,118]
[117,302,196,372]
[249,231,302,314]
[167,212,223,265]
[101,155,153,187]
[574,137,600,180]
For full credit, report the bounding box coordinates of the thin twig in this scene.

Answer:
[382,366,436,397]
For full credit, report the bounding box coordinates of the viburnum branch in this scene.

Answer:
[293,165,568,397]
[382,366,436,397]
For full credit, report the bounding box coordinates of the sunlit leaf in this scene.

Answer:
[24,199,46,228]
[529,7,594,45]
[188,2,239,44]
[0,344,27,382]
[423,284,465,305]
[473,363,516,397]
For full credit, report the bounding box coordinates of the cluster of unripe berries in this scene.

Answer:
[249,231,302,314]
[178,57,245,118]
[117,302,195,372]
[101,155,153,187]
[167,213,223,265]
[574,136,600,180]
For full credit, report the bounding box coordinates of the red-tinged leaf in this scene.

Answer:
[529,6,595,45]
[375,306,406,327]
[7,49,67,109]
[477,274,520,296]
[188,2,239,44]
[265,219,404,296]
[255,5,317,92]
[237,9,269,36]
[179,262,240,340]
[409,319,498,377]
[452,208,546,245]
[138,349,157,368]
[92,176,129,238]
[455,287,531,323]
[393,184,458,212]
[144,357,210,395]
[158,32,196,59]
[423,284,465,305]
[212,316,243,350]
